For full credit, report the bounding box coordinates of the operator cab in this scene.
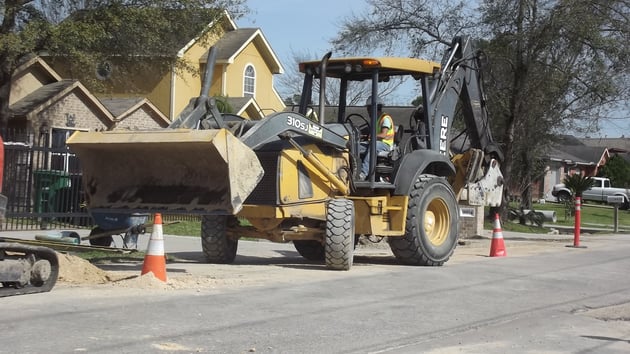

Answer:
[297,56,440,187]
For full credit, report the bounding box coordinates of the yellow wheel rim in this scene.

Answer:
[424,198,450,246]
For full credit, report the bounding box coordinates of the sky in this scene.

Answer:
[237,0,629,138]
[238,0,420,105]
[238,0,364,67]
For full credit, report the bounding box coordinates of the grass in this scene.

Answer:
[162,220,202,236]
[496,200,630,232]
[152,201,630,237]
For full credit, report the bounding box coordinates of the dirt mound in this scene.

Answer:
[57,252,112,284]
[56,252,219,291]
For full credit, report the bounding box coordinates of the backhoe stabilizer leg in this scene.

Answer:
[461,159,504,207]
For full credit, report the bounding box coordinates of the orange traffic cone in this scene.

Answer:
[141,213,167,282]
[489,213,507,257]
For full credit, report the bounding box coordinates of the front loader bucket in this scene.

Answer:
[66,129,263,214]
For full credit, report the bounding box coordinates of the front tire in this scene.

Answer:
[294,240,325,261]
[388,175,458,266]
[325,198,355,270]
[201,215,238,264]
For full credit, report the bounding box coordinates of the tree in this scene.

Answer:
[598,154,630,187]
[331,0,630,209]
[0,0,248,132]
[563,174,595,198]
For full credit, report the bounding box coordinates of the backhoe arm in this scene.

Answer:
[423,36,504,206]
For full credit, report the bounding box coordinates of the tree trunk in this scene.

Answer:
[0,60,12,133]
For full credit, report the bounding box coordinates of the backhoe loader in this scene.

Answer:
[67,36,504,270]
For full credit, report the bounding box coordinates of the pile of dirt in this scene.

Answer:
[57,252,113,284]
[55,252,230,291]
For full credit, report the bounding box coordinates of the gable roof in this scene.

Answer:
[10,80,76,117]
[100,97,170,126]
[9,79,114,124]
[550,135,608,165]
[12,56,62,83]
[225,97,265,118]
[580,137,630,152]
[177,10,237,57]
[203,28,284,74]
[100,97,144,117]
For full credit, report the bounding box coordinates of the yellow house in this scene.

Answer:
[173,15,285,119]
[48,12,285,121]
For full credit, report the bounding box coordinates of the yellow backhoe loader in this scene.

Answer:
[67,36,504,270]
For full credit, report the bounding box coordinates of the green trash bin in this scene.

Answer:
[34,170,71,214]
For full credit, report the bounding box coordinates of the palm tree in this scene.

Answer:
[562,174,595,216]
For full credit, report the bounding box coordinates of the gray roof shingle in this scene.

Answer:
[99,97,144,117]
[10,80,76,116]
[214,28,259,61]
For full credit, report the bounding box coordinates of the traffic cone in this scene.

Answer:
[489,213,507,257]
[141,213,167,282]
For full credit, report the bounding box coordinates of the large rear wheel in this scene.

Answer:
[201,215,238,264]
[325,198,355,270]
[388,175,458,266]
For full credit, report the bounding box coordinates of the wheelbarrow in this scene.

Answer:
[83,212,150,249]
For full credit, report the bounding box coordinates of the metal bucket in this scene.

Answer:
[67,128,264,215]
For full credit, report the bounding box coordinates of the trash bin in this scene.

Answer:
[34,169,71,213]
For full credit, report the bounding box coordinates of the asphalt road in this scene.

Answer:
[1,231,630,353]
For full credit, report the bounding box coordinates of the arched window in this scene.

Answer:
[243,65,255,97]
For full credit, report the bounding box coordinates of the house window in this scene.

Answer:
[243,65,255,97]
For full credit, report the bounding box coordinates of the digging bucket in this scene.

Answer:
[66,128,263,215]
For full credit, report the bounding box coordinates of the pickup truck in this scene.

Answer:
[552,176,630,209]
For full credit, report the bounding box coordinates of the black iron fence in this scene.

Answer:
[1,128,199,232]
[2,128,92,230]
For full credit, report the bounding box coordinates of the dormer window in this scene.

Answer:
[244,64,255,97]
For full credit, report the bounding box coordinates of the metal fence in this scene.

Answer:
[2,128,92,231]
[2,129,201,232]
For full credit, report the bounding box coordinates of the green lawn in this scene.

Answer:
[494,201,630,232]
[157,201,630,237]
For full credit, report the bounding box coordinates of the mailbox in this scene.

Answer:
[607,195,625,205]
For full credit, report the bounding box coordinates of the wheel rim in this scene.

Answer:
[424,197,450,246]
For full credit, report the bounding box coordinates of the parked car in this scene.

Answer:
[552,176,630,209]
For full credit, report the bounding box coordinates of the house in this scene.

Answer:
[46,11,285,121]
[8,56,115,149]
[539,135,611,201]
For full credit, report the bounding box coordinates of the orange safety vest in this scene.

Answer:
[378,113,395,147]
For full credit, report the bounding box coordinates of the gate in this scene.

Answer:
[1,128,92,231]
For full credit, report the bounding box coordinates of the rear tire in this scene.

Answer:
[88,227,113,247]
[388,175,458,266]
[201,215,238,264]
[325,198,355,270]
[293,240,325,261]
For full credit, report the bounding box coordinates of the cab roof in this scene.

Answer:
[298,57,441,81]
